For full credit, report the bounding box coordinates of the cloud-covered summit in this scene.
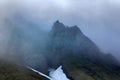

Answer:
[0,0,120,60]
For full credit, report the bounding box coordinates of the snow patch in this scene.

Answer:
[28,66,70,80]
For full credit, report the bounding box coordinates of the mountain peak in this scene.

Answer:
[55,20,60,23]
[69,25,82,34]
[52,20,65,30]
[51,20,66,35]
[52,20,83,36]
[71,25,80,30]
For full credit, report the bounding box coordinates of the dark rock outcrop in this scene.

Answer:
[46,20,119,66]
[44,20,120,80]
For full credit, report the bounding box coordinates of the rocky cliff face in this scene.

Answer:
[44,20,120,80]
[46,20,119,66]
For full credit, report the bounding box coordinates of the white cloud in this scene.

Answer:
[0,0,120,59]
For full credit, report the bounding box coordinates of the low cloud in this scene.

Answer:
[0,0,120,60]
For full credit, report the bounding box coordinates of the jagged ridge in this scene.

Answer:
[44,20,120,80]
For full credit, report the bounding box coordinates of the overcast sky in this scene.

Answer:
[0,0,120,59]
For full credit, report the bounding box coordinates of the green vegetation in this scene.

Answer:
[0,59,48,80]
[63,56,120,80]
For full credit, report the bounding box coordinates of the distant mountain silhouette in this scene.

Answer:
[43,20,120,80]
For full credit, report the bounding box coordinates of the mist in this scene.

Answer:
[0,0,120,63]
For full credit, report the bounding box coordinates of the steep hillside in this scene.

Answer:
[46,20,119,66]
[44,20,120,80]
[62,54,120,80]
[0,59,48,80]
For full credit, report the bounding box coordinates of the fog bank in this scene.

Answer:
[0,0,120,60]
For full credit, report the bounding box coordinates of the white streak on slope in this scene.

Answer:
[27,66,52,80]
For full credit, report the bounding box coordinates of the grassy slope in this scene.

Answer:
[62,55,120,80]
[63,63,120,80]
[0,60,48,80]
